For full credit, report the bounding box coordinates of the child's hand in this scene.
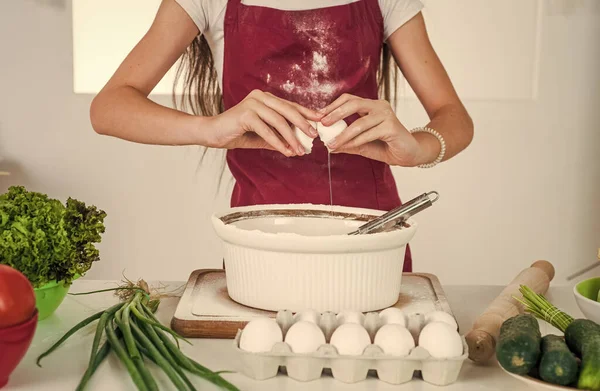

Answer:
[207,90,321,156]
[318,94,437,166]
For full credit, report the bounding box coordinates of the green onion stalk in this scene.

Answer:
[514,285,575,332]
[36,278,239,391]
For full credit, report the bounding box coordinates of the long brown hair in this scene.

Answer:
[173,36,399,116]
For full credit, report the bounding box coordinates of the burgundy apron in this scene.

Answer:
[222,0,412,271]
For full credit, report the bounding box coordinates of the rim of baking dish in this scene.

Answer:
[211,203,418,253]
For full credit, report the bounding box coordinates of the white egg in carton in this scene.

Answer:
[233,308,469,385]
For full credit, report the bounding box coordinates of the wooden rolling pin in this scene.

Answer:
[465,260,555,363]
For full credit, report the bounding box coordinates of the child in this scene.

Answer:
[90,0,474,272]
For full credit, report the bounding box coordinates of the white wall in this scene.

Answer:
[1,0,599,286]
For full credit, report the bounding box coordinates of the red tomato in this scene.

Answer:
[0,264,36,328]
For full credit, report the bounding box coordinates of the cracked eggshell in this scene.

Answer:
[318,120,347,150]
[239,317,283,353]
[418,321,463,358]
[293,121,317,154]
[374,324,415,356]
[379,308,407,327]
[284,321,326,353]
[330,323,371,355]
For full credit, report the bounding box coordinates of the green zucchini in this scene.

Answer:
[565,319,600,391]
[578,338,600,391]
[565,319,600,356]
[496,314,542,375]
[538,335,578,386]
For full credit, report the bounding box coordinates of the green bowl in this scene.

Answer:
[576,277,600,301]
[34,275,81,321]
[573,277,600,324]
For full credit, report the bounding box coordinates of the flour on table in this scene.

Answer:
[188,273,446,321]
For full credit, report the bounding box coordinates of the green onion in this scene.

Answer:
[156,329,239,390]
[140,304,237,389]
[133,339,198,391]
[514,285,575,332]
[35,279,239,391]
[130,302,190,347]
[88,302,125,366]
[134,303,198,391]
[133,356,159,391]
[130,320,189,390]
[120,294,142,360]
[69,287,149,297]
[76,339,112,391]
[36,309,105,367]
[105,320,149,391]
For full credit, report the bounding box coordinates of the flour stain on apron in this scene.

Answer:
[277,51,343,109]
[291,20,340,211]
[262,15,358,210]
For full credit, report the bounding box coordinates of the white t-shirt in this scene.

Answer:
[174,0,424,89]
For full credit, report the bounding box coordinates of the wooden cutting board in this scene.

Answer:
[171,269,454,339]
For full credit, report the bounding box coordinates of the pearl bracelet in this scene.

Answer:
[410,126,446,168]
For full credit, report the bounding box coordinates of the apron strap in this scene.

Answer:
[225,0,242,26]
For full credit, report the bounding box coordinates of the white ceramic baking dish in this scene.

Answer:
[211,204,417,313]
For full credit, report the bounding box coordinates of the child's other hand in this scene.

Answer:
[318,94,436,167]
[207,90,321,156]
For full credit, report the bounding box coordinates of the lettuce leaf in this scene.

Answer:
[0,186,106,288]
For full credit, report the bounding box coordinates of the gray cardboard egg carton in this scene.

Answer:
[233,309,468,385]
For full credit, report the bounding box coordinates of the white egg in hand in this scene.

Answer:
[318,120,347,150]
[336,310,365,326]
[284,321,326,353]
[418,321,463,358]
[424,311,458,330]
[330,323,371,355]
[378,308,407,327]
[294,309,320,324]
[239,317,283,353]
[293,121,317,154]
[374,324,415,356]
